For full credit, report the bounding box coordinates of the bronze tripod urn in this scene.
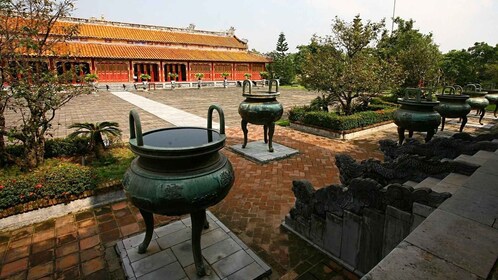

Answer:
[238,79,283,152]
[435,85,471,132]
[123,105,234,276]
[393,88,441,144]
[464,84,489,125]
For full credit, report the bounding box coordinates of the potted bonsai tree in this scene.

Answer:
[221,72,230,88]
[195,73,204,89]
[139,73,151,91]
[84,73,99,91]
[259,71,269,86]
[168,72,179,89]
[244,73,252,80]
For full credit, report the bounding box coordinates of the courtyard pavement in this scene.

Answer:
[1,86,496,279]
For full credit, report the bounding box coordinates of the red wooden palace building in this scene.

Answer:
[54,17,269,83]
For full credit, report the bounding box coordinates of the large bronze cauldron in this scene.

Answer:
[393,88,441,144]
[123,105,234,276]
[435,86,471,132]
[238,79,283,152]
[464,84,489,125]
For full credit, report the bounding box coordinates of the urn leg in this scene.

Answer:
[479,109,485,125]
[191,210,207,276]
[425,129,435,143]
[494,102,497,118]
[241,119,248,148]
[263,125,268,144]
[441,117,446,131]
[268,123,275,152]
[397,127,405,145]
[138,209,154,254]
[460,116,468,132]
[408,130,414,138]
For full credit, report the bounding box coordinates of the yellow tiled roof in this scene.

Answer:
[56,42,269,63]
[56,20,247,49]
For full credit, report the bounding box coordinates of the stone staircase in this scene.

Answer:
[363,144,498,279]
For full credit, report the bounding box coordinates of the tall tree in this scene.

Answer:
[378,17,441,88]
[276,32,289,55]
[300,15,402,115]
[267,32,295,85]
[0,0,91,169]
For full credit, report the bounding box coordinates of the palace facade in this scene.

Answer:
[52,17,269,83]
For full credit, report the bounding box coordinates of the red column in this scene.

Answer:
[211,62,215,81]
[178,64,183,82]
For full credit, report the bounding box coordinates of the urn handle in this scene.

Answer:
[453,85,463,94]
[465,84,477,92]
[207,105,225,135]
[242,79,252,94]
[268,79,280,93]
[441,86,455,95]
[129,110,144,146]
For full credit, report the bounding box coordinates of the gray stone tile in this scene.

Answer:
[182,217,192,227]
[131,249,176,278]
[201,228,230,249]
[138,261,186,280]
[439,173,469,187]
[454,154,487,166]
[246,249,271,272]
[413,177,441,190]
[122,257,135,278]
[405,209,498,278]
[171,240,194,267]
[431,181,460,195]
[462,170,498,197]
[206,211,219,222]
[439,186,498,226]
[216,220,231,233]
[203,238,243,264]
[229,141,299,163]
[477,159,498,176]
[227,262,268,280]
[184,263,221,280]
[123,231,159,249]
[472,150,498,160]
[228,232,248,250]
[128,240,161,262]
[363,241,480,280]
[211,250,254,278]
[155,220,186,237]
[157,227,192,249]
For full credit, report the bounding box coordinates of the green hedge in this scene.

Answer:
[0,162,96,209]
[4,137,89,159]
[290,106,395,131]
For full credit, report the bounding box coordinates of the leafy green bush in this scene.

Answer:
[290,106,395,131]
[45,137,90,158]
[0,162,96,210]
[4,137,89,160]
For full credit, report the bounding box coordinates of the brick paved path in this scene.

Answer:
[1,86,495,279]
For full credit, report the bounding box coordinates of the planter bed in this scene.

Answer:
[290,120,396,140]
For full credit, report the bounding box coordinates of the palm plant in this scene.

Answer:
[68,122,122,158]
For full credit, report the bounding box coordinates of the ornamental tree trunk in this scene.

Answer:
[24,135,45,170]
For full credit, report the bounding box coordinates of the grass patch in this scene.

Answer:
[486,103,496,112]
[275,119,290,127]
[91,146,134,184]
[280,84,305,90]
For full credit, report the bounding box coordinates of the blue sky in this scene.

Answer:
[72,0,498,53]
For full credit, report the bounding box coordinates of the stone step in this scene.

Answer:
[492,139,498,143]
[472,150,498,161]
[413,177,441,190]
[431,173,470,195]
[403,180,418,188]
[454,154,487,166]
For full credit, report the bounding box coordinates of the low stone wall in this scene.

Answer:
[290,122,396,140]
[282,202,434,275]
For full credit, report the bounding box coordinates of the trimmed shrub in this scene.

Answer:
[0,162,96,210]
[45,137,90,158]
[290,106,395,131]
